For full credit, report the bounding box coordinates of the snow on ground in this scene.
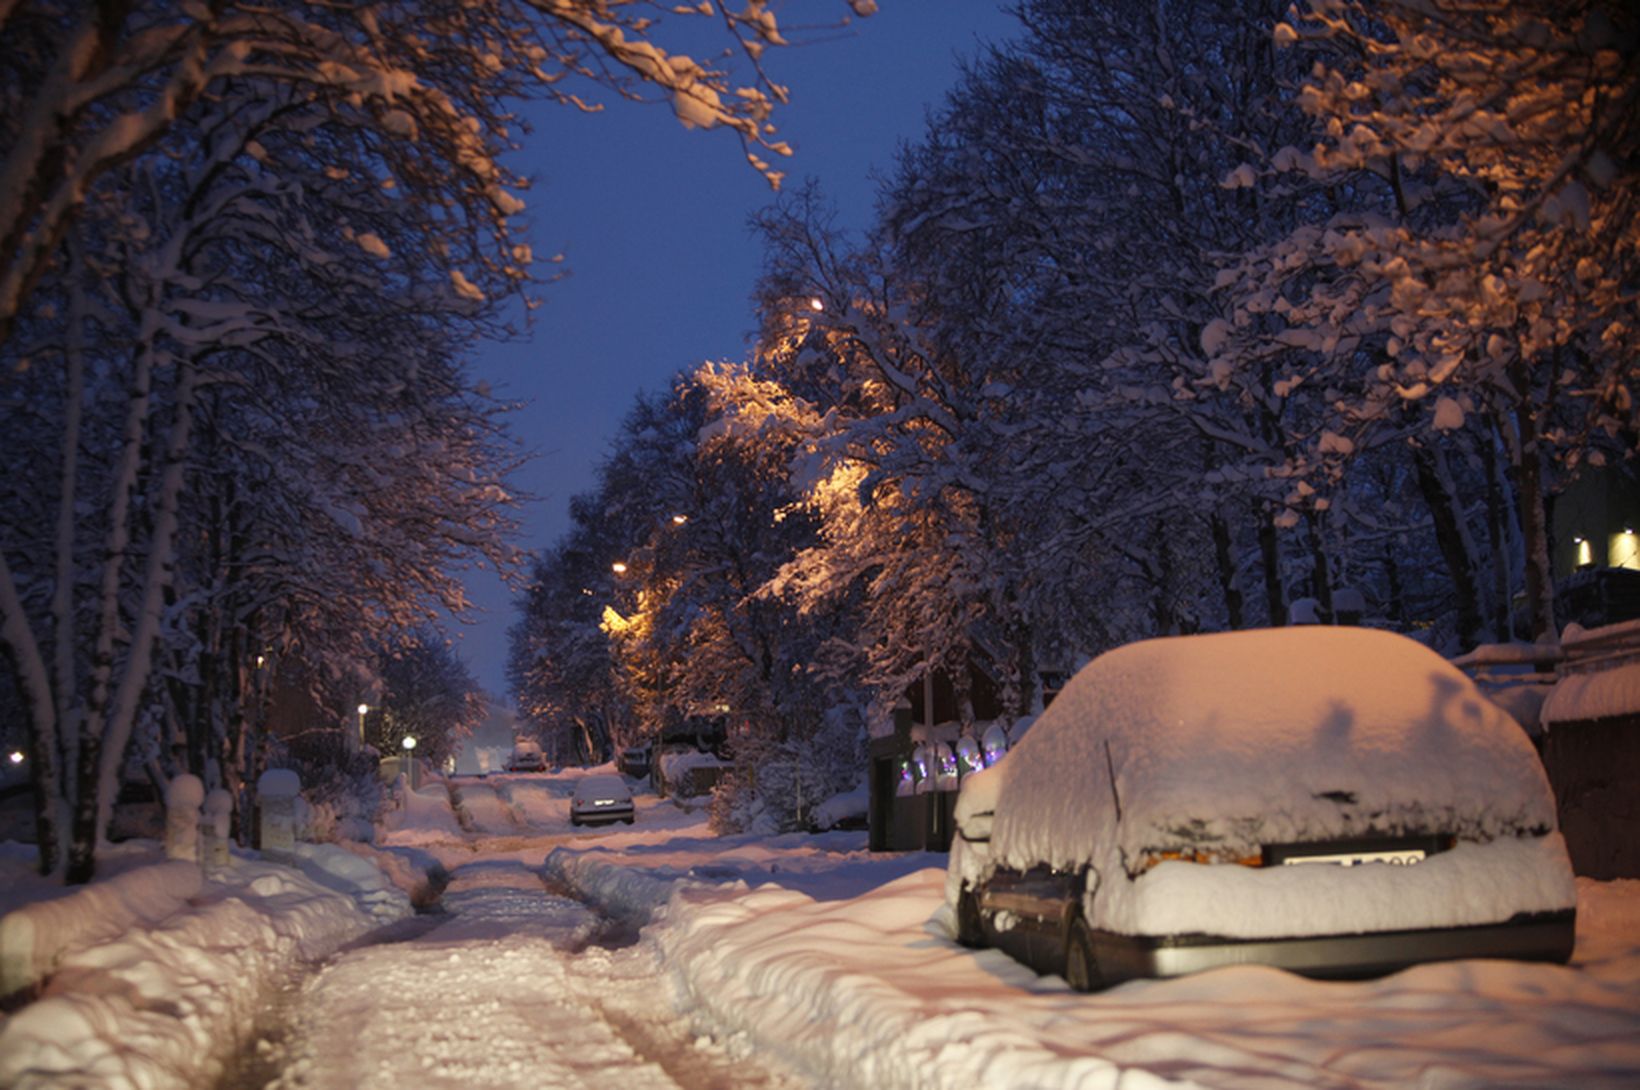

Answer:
[548,827,1640,1090]
[0,843,401,1089]
[1,764,1636,1090]
[266,853,809,1090]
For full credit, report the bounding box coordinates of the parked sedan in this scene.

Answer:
[569,774,635,826]
[948,626,1576,991]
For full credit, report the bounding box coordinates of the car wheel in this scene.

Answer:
[570,816,580,827]
[955,884,985,948]
[1063,916,1102,993]
[622,815,635,825]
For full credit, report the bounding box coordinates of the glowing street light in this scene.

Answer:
[401,736,418,790]
[7,750,23,766]
[356,703,370,747]
[808,296,824,312]
[611,561,628,574]
[671,513,688,525]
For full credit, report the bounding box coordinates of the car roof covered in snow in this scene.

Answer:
[989,626,1557,872]
[572,773,631,799]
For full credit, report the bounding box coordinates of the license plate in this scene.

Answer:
[1282,849,1426,867]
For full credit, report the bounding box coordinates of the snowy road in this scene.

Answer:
[244,773,798,1090]
[256,855,808,1090]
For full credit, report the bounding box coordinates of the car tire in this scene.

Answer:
[622,815,635,825]
[955,885,986,948]
[1063,916,1103,993]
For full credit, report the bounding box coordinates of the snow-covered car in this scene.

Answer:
[948,626,1577,991]
[505,740,548,773]
[569,774,635,826]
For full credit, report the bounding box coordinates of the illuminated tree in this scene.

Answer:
[1221,0,1639,642]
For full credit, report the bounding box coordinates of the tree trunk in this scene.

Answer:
[53,259,87,805]
[1384,539,1410,629]
[1304,508,1334,619]
[1482,419,1515,641]
[1411,438,1486,648]
[0,552,63,874]
[1507,362,1557,644]
[1258,509,1286,626]
[1211,509,1245,630]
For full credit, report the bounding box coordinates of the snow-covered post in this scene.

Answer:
[202,789,233,871]
[257,768,302,864]
[164,774,204,863]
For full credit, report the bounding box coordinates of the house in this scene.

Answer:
[1551,463,1640,629]
[868,659,1065,853]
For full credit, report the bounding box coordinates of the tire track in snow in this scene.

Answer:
[247,859,812,1090]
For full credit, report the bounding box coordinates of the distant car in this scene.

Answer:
[948,626,1577,991]
[617,744,651,779]
[505,740,548,773]
[570,774,635,826]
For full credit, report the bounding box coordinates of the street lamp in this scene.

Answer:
[671,513,688,525]
[7,750,22,766]
[401,736,417,790]
[611,561,628,574]
[357,703,369,748]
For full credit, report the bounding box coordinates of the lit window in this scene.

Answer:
[1575,536,1593,568]
[1612,529,1640,571]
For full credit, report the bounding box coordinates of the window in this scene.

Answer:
[1611,529,1640,571]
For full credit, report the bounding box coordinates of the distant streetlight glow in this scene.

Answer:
[611,561,628,574]
[7,750,22,765]
[402,736,416,751]
[808,297,824,312]
[356,703,369,747]
[671,513,688,525]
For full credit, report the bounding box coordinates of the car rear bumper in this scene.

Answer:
[571,805,635,825]
[1098,910,1576,982]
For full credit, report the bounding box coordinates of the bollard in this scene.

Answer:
[164,774,205,862]
[202,789,233,870]
[256,768,302,863]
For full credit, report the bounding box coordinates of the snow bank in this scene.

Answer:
[543,846,696,926]
[0,860,380,1089]
[380,778,465,843]
[811,783,868,830]
[652,870,1179,1089]
[647,869,1640,1090]
[0,860,202,998]
[992,627,1558,872]
[292,842,413,922]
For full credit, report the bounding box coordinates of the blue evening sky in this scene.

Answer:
[459,3,1021,694]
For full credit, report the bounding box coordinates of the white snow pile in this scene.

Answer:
[542,828,933,926]
[0,852,394,1089]
[810,781,868,830]
[379,776,466,843]
[992,626,1558,870]
[291,841,413,922]
[544,845,702,925]
[640,869,1640,1090]
[0,859,202,999]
